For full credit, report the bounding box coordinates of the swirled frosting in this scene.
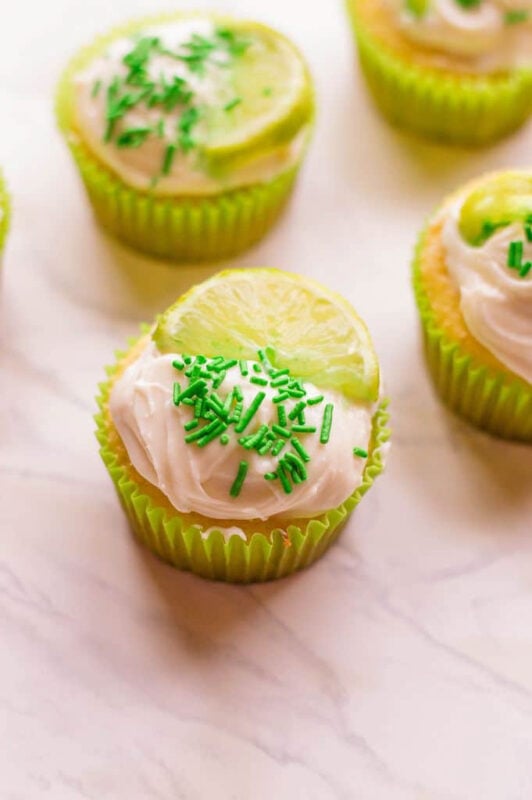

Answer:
[109,342,374,523]
[73,18,309,195]
[441,196,532,383]
[393,0,532,71]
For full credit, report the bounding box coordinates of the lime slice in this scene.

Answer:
[153,268,380,402]
[203,22,314,173]
[459,172,532,246]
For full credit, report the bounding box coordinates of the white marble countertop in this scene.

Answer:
[1,1,532,798]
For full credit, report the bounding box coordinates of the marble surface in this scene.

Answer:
[1,1,532,798]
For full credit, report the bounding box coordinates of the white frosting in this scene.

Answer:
[73,19,308,195]
[441,196,532,383]
[109,342,374,524]
[393,0,532,71]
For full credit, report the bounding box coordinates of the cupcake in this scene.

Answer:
[346,0,532,145]
[56,13,314,261]
[413,170,532,440]
[96,269,390,583]
[0,171,10,259]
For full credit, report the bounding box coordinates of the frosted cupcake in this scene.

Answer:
[0,171,9,259]
[96,269,390,582]
[346,0,532,144]
[56,13,314,261]
[413,170,532,440]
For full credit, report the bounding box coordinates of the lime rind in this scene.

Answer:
[202,21,315,174]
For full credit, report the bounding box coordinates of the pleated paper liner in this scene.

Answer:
[95,337,391,583]
[346,1,532,146]
[413,229,532,442]
[0,170,10,257]
[55,11,308,262]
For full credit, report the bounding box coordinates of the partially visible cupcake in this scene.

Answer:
[413,170,532,440]
[96,268,390,583]
[56,13,314,261]
[0,171,10,259]
[346,0,532,145]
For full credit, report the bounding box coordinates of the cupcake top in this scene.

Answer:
[71,15,314,195]
[439,172,532,383]
[108,270,380,528]
[110,342,374,522]
[392,0,532,71]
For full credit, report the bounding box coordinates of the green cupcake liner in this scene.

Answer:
[413,228,532,441]
[346,0,532,145]
[95,336,391,583]
[0,170,10,257]
[55,11,308,262]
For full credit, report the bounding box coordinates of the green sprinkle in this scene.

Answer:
[239,360,249,377]
[224,97,242,112]
[215,27,251,57]
[231,401,243,424]
[270,368,289,378]
[271,375,289,388]
[504,9,529,23]
[92,80,102,97]
[116,126,152,148]
[206,395,225,417]
[258,440,274,456]
[211,358,237,372]
[291,424,317,433]
[172,359,185,371]
[277,405,287,427]
[257,348,274,374]
[252,363,262,373]
[307,395,324,406]
[173,382,181,405]
[508,240,524,269]
[233,385,244,402]
[230,461,249,497]
[197,420,227,447]
[212,372,227,389]
[283,453,307,481]
[291,438,311,463]
[184,419,199,431]
[250,376,268,386]
[235,392,266,433]
[519,261,532,278]
[273,393,290,404]
[264,471,277,480]
[525,224,532,243]
[162,143,176,176]
[277,464,292,495]
[185,418,222,443]
[222,392,234,418]
[220,434,230,445]
[271,439,285,456]
[272,424,290,438]
[353,447,368,458]
[244,424,269,450]
[320,404,334,444]
[454,0,481,7]
[288,401,306,421]
[177,379,207,403]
